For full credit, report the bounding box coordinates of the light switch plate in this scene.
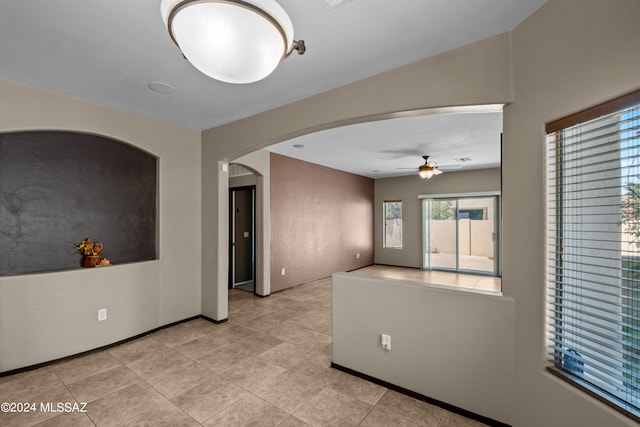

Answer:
[381,333,391,350]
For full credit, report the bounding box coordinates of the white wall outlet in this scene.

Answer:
[98,308,107,322]
[281,268,286,276]
[381,333,391,350]
[355,252,361,259]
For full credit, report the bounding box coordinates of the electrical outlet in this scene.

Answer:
[98,308,107,322]
[281,268,286,276]
[381,333,391,350]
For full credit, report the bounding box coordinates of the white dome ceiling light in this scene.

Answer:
[160,0,305,84]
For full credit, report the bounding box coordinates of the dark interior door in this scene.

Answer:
[233,187,255,285]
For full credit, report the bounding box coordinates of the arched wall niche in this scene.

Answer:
[0,130,158,276]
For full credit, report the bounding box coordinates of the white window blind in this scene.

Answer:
[546,90,640,421]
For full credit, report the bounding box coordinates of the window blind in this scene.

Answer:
[547,93,640,421]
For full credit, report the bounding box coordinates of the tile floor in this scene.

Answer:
[0,272,489,426]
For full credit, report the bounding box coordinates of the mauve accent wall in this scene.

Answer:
[270,153,374,292]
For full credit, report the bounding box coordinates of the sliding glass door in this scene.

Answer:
[427,199,457,270]
[423,195,499,275]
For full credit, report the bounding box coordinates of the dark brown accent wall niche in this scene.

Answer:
[0,131,158,275]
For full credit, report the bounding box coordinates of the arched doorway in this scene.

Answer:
[227,150,271,299]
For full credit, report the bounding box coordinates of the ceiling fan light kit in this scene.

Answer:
[418,155,443,180]
[418,164,435,179]
[160,0,305,84]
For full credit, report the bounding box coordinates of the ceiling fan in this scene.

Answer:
[417,155,442,179]
[397,155,445,179]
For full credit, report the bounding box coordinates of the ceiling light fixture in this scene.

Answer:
[418,156,443,180]
[418,164,435,180]
[160,0,305,84]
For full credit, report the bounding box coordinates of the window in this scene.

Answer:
[458,208,486,220]
[383,200,402,249]
[546,90,640,421]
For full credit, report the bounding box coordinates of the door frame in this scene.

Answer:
[228,185,257,293]
[421,191,501,277]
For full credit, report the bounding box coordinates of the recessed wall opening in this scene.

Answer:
[0,130,158,276]
[242,104,504,295]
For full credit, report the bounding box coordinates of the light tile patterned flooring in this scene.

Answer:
[0,272,488,426]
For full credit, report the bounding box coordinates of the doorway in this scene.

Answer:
[422,194,499,276]
[229,186,256,292]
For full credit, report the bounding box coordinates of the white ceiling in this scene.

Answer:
[0,0,547,177]
[267,106,504,179]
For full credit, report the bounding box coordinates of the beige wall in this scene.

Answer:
[229,173,257,188]
[505,1,640,425]
[375,168,501,268]
[0,78,202,372]
[333,272,515,424]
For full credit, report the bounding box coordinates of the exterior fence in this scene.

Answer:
[430,219,494,257]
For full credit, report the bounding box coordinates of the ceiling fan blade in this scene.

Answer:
[395,167,418,170]
[438,165,463,172]
[434,169,443,175]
